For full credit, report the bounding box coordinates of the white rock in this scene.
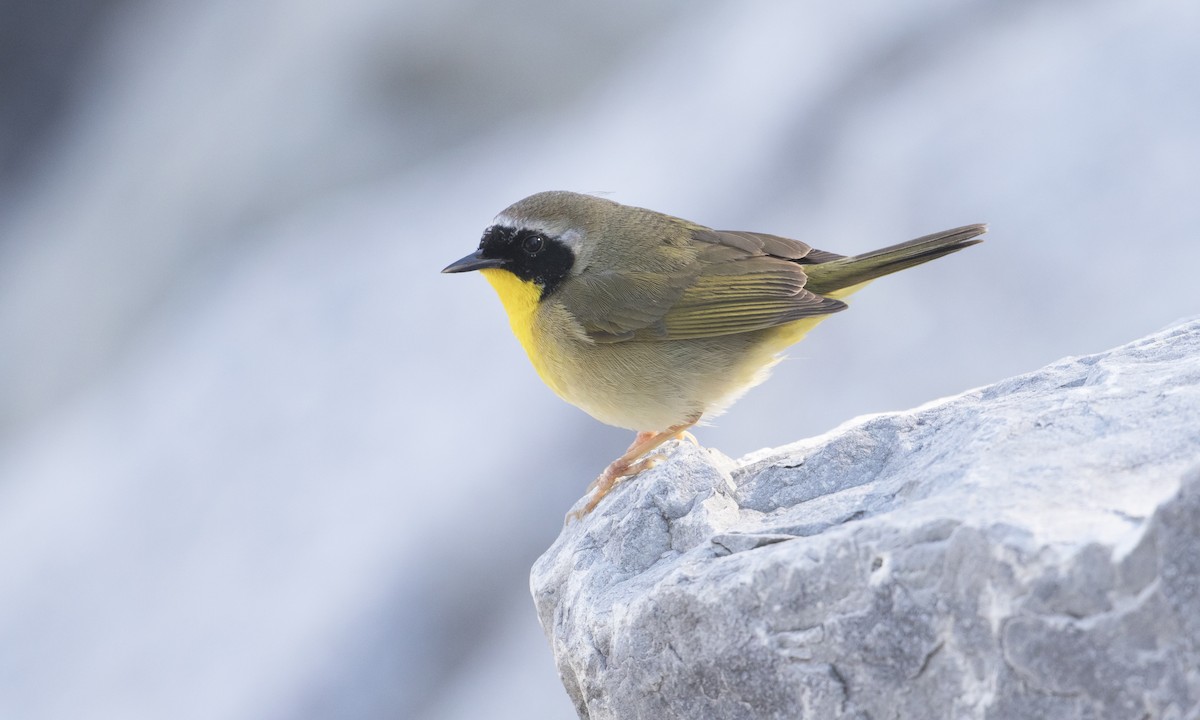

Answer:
[532,319,1200,719]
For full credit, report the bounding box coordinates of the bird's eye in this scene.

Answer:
[522,234,546,255]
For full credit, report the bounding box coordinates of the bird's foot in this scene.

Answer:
[569,460,635,521]
[675,430,699,446]
[567,419,699,522]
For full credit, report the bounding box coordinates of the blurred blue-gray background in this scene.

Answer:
[1,1,1197,718]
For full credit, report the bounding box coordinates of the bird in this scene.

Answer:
[443,191,985,517]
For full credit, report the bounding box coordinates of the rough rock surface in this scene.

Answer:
[531,319,1200,720]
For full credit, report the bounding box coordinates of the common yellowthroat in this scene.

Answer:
[444,192,984,516]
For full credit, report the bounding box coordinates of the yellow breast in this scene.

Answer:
[480,268,565,395]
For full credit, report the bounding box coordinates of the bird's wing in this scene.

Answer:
[559,229,847,343]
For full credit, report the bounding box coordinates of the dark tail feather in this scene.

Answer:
[803,223,986,296]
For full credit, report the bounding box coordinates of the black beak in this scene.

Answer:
[442,249,505,274]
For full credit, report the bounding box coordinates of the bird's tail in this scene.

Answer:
[803,223,987,298]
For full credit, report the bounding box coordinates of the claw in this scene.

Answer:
[567,418,699,522]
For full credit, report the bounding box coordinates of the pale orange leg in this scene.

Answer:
[570,418,699,520]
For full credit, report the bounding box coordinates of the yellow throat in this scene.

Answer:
[480,268,562,393]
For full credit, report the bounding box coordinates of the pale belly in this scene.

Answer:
[531,304,831,431]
